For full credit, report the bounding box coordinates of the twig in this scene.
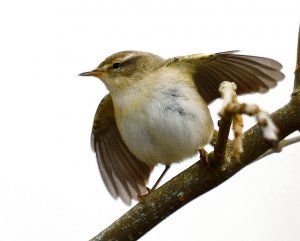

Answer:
[257,136,300,160]
[211,82,235,167]
[211,116,232,167]
[232,114,244,160]
[256,111,279,146]
[216,81,278,161]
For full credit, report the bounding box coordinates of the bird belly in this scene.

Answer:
[114,82,214,166]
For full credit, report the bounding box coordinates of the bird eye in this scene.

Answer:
[112,62,122,70]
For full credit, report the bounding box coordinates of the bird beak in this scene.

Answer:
[79,69,103,78]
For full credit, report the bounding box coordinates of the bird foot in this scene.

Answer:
[138,187,151,203]
[138,165,171,203]
[199,148,209,165]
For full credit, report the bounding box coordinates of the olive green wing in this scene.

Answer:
[166,51,284,104]
[91,94,153,205]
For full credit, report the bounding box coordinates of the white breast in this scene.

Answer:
[112,69,214,166]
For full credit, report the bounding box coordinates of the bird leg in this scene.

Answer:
[138,165,170,202]
[151,164,171,191]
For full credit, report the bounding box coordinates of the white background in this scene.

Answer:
[0,0,299,240]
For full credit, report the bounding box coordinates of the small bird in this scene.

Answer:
[79,50,284,204]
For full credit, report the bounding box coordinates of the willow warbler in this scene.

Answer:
[79,50,284,204]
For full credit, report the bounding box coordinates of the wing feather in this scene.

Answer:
[167,51,284,103]
[213,59,270,90]
[91,94,153,204]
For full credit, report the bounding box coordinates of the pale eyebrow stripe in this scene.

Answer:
[121,53,137,62]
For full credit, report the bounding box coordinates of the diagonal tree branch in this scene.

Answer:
[90,27,300,241]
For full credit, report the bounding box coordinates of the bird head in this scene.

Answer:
[79,51,165,93]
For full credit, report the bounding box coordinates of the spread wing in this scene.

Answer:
[166,51,284,104]
[91,94,154,205]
